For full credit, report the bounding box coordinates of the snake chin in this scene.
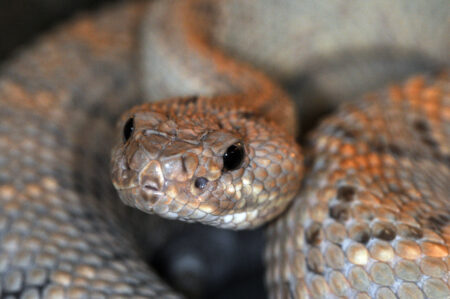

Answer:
[115,186,163,213]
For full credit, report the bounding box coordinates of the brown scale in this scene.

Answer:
[0,2,184,297]
[266,75,449,298]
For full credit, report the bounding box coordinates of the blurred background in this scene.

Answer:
[0,0,112,61]
[0,1,267,298]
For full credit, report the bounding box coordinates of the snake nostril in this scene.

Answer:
[144,182,159,191]
[194,177,208,190]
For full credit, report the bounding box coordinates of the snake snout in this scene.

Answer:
[138,160,165,197]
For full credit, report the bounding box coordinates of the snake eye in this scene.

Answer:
[223,142,245,171]
[123,117,134,142]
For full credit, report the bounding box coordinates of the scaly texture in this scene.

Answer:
[0,0,449,298]
[0,2,180,298]
[111,96,303,229]
[141,0,449,121]
[266,74,450,298]
[114,0,449,298]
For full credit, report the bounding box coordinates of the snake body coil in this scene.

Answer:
[0,0,449,298]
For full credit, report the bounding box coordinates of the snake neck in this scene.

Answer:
[140,0,298,136]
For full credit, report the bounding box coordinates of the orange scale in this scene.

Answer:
[354,155,369,169]
[329,170,347,184]
[381,154,397,167]
[442,226,450,244]
[375,207,398,221]
[389,86,404,102]
[354,110,370,121]
[368,167,383,177]
[423,102,439,116]
[371,119,385,131]
[340,144,357,157]
[441,106,450,120]
[367,153,382,167]
[219,200,235,211]
[355,143,370,155]
[402,203,422,216]
[316,187,336,204]
[356,191,381,206]
[407,189,422,201]
[408,98,421,110]
[339,159,357,170]
[421,86,442,102]
[404,76,425,96]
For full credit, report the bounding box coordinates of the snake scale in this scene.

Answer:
[0,0,449,298]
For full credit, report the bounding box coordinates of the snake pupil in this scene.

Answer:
[123,117,134,142]
[223,142,245,171]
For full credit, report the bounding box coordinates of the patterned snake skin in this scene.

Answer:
[0,1,449,298]
[266,75,450,298]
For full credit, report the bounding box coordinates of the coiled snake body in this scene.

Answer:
[0,0,449,298]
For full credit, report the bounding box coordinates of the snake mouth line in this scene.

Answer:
[112,183,139,191]
[115,184,165,202]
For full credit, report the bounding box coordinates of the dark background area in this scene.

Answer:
[0,1,267,298]
[0,0,117,62]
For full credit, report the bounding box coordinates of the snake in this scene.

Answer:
[0,0,449,298]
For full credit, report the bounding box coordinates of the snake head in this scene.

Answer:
[111,97,303,229]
